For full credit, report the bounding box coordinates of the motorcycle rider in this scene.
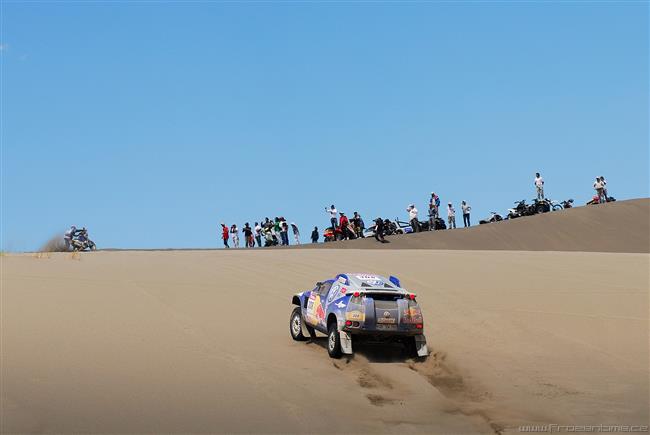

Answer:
[64,225,79,251]
[407,204,419,232]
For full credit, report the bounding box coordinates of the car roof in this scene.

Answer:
[335,273,404,291]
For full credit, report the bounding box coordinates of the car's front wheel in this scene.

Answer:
[327,322,342,358]
[290,307,306,341]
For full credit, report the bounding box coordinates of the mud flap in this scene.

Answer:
[340,331,353,355]
[415,334,428,357]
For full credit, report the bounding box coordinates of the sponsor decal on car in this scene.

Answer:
[355,274,384,287]
[402,306,423,323]
[335,301,346,309]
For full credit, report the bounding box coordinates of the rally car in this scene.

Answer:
[289,273,428,358]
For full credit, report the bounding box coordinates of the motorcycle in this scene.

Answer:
[507,200,531,219]
[532,198,551,214]
[323,224,357,242]
[587,195,616,206]
[561,199,574,209]
[71,229,96,251]
[479,212,503,225]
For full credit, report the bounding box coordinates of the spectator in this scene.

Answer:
[326,205,338,230]
[279,219,289,245]
[594,177,605,203]
[254,222,262,247]
[242,223,254,248]
[291,222,300,245]
[600,176,609,201]
[535,172,545,200]
[374,217,386,243]
[352,212,365,238]
[230,224,240,248]
[430,192,440,218]
[461,201,471,227]
[407,204,419,232]
[339,212,351,239]
[311,226,319,243]
[447,202,456,229]
[221,223,230,248]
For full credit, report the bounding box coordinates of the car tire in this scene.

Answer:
[404,336,420,359]
[327,322,342,358]
[290,307,306,341]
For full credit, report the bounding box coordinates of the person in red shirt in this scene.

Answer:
[339,212,351,240]
[221,223,229,248]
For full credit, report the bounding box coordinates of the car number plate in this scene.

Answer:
[377,318,396,324]
[377,323,397,330]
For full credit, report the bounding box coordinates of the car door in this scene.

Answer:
[305,281,331,332]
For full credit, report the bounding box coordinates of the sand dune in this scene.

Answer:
[305,199,650,253]
[1,199,648,433]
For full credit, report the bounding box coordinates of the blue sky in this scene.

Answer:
[1,1,648,250]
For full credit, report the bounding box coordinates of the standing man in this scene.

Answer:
[326,205,338,230]
[221,223,229,248]
[291,222,301,245]
[230,224,240,248]
[242,223,254,248]
[374,217,386,243]
[339,212,350,239]
[311,226,319,243]
[534,172,545,200]
[254,222,262,247]
[407,204,419,232]
[447,202,456,229]
[280,219,290,246]
[594,177,605,203]
[461,201,471,228]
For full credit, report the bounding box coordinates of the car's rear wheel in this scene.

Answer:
[327,322,342,358]
[404,336,419,358]
[290,307,306,341]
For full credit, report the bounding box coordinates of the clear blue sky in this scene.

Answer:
[1,1,648,251]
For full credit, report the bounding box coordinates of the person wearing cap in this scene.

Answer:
[407,204,419,232]
[447,202,456,229]
[291,222,300,245]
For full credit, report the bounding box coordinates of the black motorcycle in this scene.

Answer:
[532,198,551,214]
[479,212,503,225]
[561,199,574,209]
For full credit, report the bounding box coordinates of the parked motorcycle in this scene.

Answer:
[479,212,503,225]
[507,200,530,219]
[587,195,616,206]
[532,198,551,214]
[561,199,574,209]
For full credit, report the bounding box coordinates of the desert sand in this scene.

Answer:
[1,201,649,433]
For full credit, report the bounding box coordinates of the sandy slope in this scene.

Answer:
[301,199,650,253]
[2,248,648,433]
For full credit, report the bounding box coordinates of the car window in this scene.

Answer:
[318,282,332,296]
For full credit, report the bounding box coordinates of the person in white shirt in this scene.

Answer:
[254,222,262,247]
[461,201,471,227]
[593,177,605,203]
[230,224,239,248]
[447,202,456,229]
[534,172,545,200]
[407,204,419,232]
[326,205,338,230]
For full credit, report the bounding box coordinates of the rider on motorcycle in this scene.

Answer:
[64,225,80,251]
